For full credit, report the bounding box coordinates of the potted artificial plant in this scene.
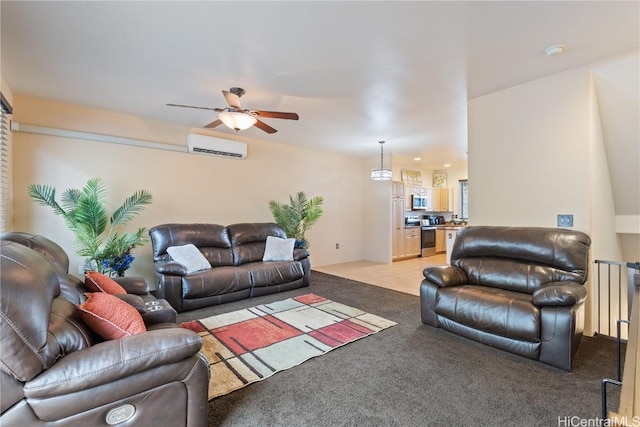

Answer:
[268,191,324,249]
[28,177,152,276]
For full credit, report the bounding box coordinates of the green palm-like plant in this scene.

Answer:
[28,177,152,276]
[269,191,324,249]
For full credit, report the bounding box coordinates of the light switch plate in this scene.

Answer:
[557,214,574,227]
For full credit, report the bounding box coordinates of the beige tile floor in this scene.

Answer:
[313,254,448,296]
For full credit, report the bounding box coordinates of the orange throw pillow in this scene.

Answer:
[78,293,146,340]
[84,271,127,295]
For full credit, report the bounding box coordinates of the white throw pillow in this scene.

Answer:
[262,236,296,262]
[166,244,211,274]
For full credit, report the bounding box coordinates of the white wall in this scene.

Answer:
[467,58,636,336]
[11,96,367,284]
[364,176,392,263]
[468,66,592,231]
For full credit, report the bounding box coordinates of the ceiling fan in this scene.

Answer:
[167,87,299,134]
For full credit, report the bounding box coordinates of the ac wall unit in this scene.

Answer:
[187,133,247,159]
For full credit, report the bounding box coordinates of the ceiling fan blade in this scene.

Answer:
[204,119,223,129]
[254,110,299,120]
[253,119,278,134]
[166,103,224,112]
[222,90,243,110]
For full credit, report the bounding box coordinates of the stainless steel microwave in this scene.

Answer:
[412,194,427,210]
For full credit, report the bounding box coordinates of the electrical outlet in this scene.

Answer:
[335,243,340,249]
[557,214,574,227]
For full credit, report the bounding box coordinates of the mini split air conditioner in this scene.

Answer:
[186,133,247,159]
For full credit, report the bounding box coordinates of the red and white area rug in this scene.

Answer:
[180,293,397,399]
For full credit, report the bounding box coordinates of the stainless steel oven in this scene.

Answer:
[421,226,436,257]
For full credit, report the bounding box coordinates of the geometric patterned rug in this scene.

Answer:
[179,294,397,400]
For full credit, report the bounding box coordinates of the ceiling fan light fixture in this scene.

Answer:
[371,140,392,181]
[218,111,257,131]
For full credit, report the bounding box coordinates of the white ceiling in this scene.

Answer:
[2,1,638,169]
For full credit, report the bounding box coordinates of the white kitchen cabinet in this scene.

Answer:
[445,228,460,264]
[392,182,405,259]
[392,181,405,198]
[425,187,434,211]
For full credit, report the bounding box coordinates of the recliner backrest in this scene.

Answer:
[0,241,93,383]
[1,232,87,304]
[451,226,591,294]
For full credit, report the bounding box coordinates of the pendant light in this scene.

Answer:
[371,140,392,181]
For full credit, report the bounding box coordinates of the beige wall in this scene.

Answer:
[467,58,636,336]
[11,96,367,283]
[468,66,593,231]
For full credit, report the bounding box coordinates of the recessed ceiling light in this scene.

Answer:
[414,157,421,161]
[544,44,565,56]
[444,163,451,168]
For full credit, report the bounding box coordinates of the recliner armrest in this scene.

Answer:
[533,282,587,307]
[23,328,202,399]
[114,276,151,295]
[154,260,188,276]
[293,248,309,261]
[422,265,467,288]
[114,293,146,313]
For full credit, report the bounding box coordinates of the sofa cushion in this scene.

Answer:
[167,244,211,274]
[249,261,305,288]
[181,266,253,299]
[435,285,540,342]
[262,236,295,261]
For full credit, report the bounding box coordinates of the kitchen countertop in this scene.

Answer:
[405,224,467,229]
[437,224,467,230]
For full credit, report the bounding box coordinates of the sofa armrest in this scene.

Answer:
[422,265,467,288]
[293,248,309,261]
[23,328,202,399]
[114,276,151,295]
[115,293,147,313]
[533,282,587,307]
[154,260,188,276]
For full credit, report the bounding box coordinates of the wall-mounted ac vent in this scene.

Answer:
[187,133,247,159]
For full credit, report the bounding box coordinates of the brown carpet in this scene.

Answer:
[177,271,623,427]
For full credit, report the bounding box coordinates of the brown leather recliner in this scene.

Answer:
[420,226,591,371]
[1,231,178,327]
[0,239,210,426]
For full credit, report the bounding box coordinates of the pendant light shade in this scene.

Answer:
[371,140,392,181]
[218,111,257,131]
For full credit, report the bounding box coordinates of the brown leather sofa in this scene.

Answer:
[150,222,311,312]
[420,226,591,371]
[0,238,210,426]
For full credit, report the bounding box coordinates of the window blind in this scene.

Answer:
[459,179,468,220]
[0,93,13,232]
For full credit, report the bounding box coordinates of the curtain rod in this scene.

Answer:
[10,122,187,153]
